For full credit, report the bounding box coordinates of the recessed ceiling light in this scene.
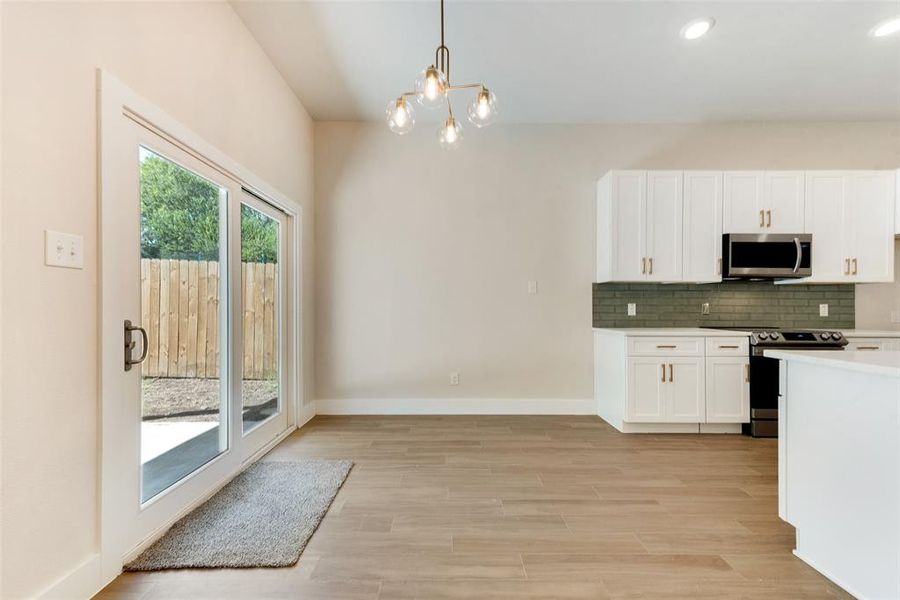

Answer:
[681,17,716,40]
[872,17,900,38]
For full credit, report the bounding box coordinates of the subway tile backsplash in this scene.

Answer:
[593,282,855,329]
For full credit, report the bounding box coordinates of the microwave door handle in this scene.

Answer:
[792,237,802,273]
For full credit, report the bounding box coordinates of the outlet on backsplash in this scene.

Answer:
[701,302,710,315]
[627,303,636,317]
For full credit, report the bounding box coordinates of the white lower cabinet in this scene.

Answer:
[625,357,704,422]
[705,357,750,423]
[845,337,900,352]
[596,330,750,433]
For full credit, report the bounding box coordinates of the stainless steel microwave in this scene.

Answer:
[722,233,812,279]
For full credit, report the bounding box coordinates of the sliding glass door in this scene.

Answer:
[100,80,297,577]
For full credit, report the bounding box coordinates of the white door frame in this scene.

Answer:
[97,69,304,584]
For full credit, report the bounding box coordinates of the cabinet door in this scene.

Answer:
[765,172,805,233]
[805,172,849,282]
[666,358,705,422]
[626,358,666,422]
[682,172,723,282]
[645,171,683,282]
[723,172,765,233]
[846,172,895,282]
[705,357,750,423]
[610,172,647,281]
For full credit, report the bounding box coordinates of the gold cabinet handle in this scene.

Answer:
[648,257,653,275]
[656,345,677,349]
[717,257,722,275]
[744,363,750,383]
[766,210,772,228]
[844,258,851,275]
[857,346,880,350]
[719,345,739,349]
[852,258,858,275]
[641,257,647,274]
[661,364,666,382]
[668,364,674,383]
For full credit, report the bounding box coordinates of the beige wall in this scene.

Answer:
[314,121,900,401]
[0,2,314,597]
[856,239,900,330]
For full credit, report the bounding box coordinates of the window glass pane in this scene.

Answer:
[241,203,281,433]
[139,146,228,503]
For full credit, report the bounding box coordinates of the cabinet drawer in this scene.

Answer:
[705,337,749,357]
[627,337,703,356]
[846,338,887,352]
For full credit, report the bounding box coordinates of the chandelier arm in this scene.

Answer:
[447,83,486,91]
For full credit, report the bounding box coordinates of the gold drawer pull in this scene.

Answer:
[656,345,677,349]
[718,345,740,349]
[857,346,880,350]
[744,363,750,383]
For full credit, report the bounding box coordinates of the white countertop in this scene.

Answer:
[839,329,900,338]
[764,349,900,378]
[594,327,750,337]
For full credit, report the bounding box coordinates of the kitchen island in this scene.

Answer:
[765,349,900,600]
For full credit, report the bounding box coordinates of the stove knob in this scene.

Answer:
[820,332,830,340]
[768,332,779,339]
[831,332,842,340]
[758,332,769,340]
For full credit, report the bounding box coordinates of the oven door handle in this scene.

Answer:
[792,237,802,273]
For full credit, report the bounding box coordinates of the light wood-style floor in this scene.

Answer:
[97,416,853,599]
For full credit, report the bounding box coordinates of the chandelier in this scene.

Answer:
[385,0,497,149]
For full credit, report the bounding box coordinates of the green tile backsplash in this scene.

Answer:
[593,282,855,329]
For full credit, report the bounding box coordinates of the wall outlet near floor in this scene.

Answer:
[701,302,710,315]
[449,372,460,386]
[527,280,538,295]
[627,303,637,316]
[819,303,829,317]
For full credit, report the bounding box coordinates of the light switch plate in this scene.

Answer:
[627,303,637,316]
[819,303,829,317]
[527,280,538,295]
[449,372,460,386]
[45,230,84,269]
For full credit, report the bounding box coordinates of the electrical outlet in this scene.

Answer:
[527,280,538,295]
[627,303,637,317]
[701,302,710,315]
[819,304,829,317]
[45,230,84,269]
[449,372,460,386]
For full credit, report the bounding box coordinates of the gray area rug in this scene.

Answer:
[125,459,353,570]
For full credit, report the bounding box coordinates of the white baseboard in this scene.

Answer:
[38,553,102,600]
[315,398,595,415]
[792,550,860,600]
[297,400,317,427]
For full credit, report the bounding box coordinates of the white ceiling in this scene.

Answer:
[232,1,900,124]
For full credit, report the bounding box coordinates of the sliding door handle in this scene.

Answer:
[124,319,149,372]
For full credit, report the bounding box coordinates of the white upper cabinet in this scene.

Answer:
[804,171,895,283]
[596,171,682,282]
[682,172,723,282]
[598,169,895,284]
[723,172,765,233]
[646,172,683,282]
[723,171,804,233]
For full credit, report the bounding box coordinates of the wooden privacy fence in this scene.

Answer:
[140,258,278,380]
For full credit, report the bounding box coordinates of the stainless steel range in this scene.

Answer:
[745,328,848,437]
